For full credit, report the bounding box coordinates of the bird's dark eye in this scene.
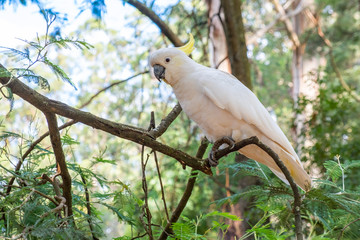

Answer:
[165,57,171,63]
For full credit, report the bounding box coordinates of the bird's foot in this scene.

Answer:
[208,136,236,167]
[208,151,219,167]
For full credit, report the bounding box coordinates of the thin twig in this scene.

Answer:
[247,2,306,45]
[338,217,360,240]
[80,169,99,240]
[304,9,360,102]
[41,173,62,197]
[140,144,153,239]
[131,232,147,240]
[153,151,170,222]
[209,176,236,195]
[158,138,209,240]
[149,103,182,139]
[5,185,58,206]
[271,0,302,48]
[79,71,149,108]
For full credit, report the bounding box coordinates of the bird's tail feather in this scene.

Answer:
[239,145,311,191]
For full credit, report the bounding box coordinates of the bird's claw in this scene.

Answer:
[208,136,236,167]
[208,151,219,167]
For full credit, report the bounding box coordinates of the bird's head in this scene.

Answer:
[149,34,195,86]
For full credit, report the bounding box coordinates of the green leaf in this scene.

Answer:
[0,46,30,60]
[0,131,22,139]
[93,156,116,165]
[98,202,134,225]
[21,73,50,90]
[205,211,242,221]
[50,38,94,50]
[344,161,360,170]
[324,160,342,181]
[61,134,80,145]
[43,57,77,90]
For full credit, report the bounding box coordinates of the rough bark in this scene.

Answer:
[221,0,252,90]
[206,0,231,72]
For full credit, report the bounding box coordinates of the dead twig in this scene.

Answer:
[271,0,302,48]
[153,151,170,222]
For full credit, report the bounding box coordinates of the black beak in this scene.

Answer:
[153,64,166,82]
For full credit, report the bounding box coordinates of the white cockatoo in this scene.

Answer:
[149,35,311,191]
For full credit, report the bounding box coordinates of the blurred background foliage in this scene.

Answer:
[0,0,360,239]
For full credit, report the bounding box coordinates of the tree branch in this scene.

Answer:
[149,103,182,139]
[338,217,360,240]
[5,71,148,196]
[43,112,74,222]
[304,9,360,102]
[247,2,306,45]
[158,138,209,240]
[140,145,153,239]
[125,0,183,47]
[208,136,304,240]
[271,0,302,48]
[79,170,99,240]
[0,64,212,175]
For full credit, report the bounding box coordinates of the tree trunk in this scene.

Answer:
[221,0,252,90]
[206,0,255,239]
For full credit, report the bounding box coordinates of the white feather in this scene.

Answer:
[149,48,311,191]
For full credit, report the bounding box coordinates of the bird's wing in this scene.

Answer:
[199,68,301,164]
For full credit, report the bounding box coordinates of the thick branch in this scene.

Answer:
[44,112,74,221]
[221,0,252,89]
[159,138,209,240]
[125,0,183,47]
[0,64,212,175]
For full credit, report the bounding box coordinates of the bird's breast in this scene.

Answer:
[173,85,239,142]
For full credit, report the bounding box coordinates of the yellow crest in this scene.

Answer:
[177,33,195,55]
